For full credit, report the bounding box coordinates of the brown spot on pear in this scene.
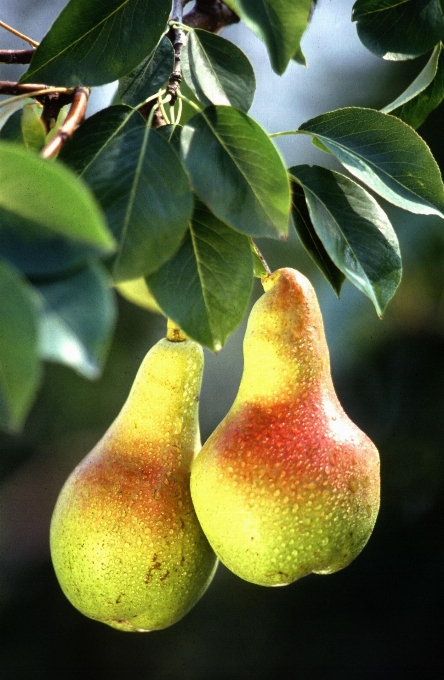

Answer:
[50,338,218,631]
[191,268,379,586]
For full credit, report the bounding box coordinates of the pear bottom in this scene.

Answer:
[191,398,380,587]
[51,448,218,631]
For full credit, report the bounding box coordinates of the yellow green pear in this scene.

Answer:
[191,268,380,587]
[50,329,217,631]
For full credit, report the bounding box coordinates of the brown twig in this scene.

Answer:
[40,87,90,159]
[0,80,49,96]
[0,49,35,64]
[166,0,186,105]
[183,0,240,32]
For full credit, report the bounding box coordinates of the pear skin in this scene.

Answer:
[191,268,380,587]
[50,337,217,631]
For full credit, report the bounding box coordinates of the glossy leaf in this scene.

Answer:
[182,29,255,111]
[81,126,193,281]
[147,200,254,351]
[291,179,345,296]
[59,105,145,175]
[224,0,312,74]
[384,44,444,129]
[20,0,171,86]
[118,36,174,108]
[290,165,402,315]
[60,105,179,280]
[181,106,291,239]
[0,223,110,281]
[352,0,444,60]
[0,261,41,432]
[0,142,115,250]
[298,107,444,217]
[36,265,116,379]
[0,109,23,144]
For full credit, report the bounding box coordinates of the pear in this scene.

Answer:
[191,268,380,587]
[50,332,217,631]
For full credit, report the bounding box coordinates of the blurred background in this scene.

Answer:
[1,1,444,677]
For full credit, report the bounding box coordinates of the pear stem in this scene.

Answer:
[166,318,188,342]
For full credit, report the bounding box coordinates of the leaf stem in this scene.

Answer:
[177,92,203,113]
[252,241,272,275]
[269,130,301,138]
[135,89,167,111]
[0,19,39,47]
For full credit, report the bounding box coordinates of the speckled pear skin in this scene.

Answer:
[50,338,217,631]
[191,268,380,587]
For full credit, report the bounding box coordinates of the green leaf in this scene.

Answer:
[298,107,444,218]
[0,222,110,281]
[58,105,145,175]
[81,125,193,281]
[0,142,116,250]
[289,165,402,315]
[36,265,116,379]
[382,45,441,113]
[0,261,41,432]
[181,106,291,239]
[352,0,444,60]
[118,36,174,108]
[384,44,444,129]
[224,0,312,74]
[21,103,46,152]
[290,178,345,296]
[146,200,254,351]
[20,0,171,87]
[182,29,256,111]
[0,109,24,144]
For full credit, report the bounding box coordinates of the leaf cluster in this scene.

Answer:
[1,0,444,431]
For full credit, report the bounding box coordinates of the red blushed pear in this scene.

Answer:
[50,328,217,631]
[191,268,380,587]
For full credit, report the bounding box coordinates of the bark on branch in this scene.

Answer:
[183,0,240,32]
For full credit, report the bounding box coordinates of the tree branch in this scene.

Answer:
[0,49,35,64]
[0,80,49,96]
[166,0,186,105]
[183,0,240,32]
[40,87,90,159]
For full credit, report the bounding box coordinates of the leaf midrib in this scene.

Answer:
[28,0,130,77]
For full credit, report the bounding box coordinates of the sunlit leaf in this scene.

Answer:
[291,179,344,295]
[0,142,115,251]
[147,200,253,351]
[182,29,255,111]
[0,261,41,432]
[21,0,171,86]
[352,0,444,60]
[290,164,402,315]
[181,106,291,239]
[224,0,312,74]
[298,107,444,217]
